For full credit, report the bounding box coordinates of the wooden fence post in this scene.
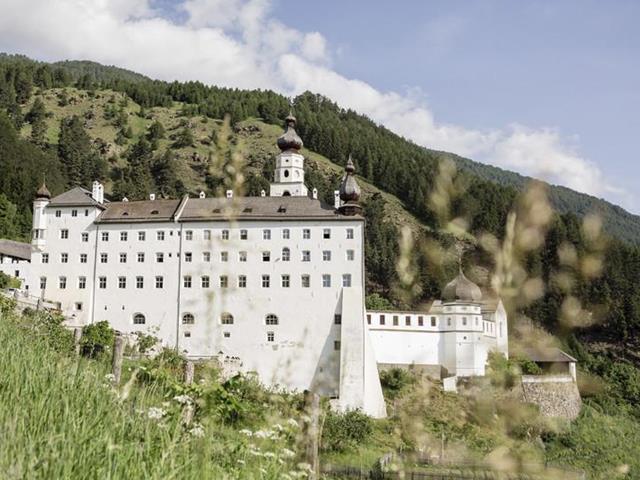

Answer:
[73,327,82,356]
[302,390,320,480]
[112,335,125,385]
[184,360,194,385]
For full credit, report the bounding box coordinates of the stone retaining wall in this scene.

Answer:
[521,375,581,420]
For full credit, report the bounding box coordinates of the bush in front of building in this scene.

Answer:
[81,320,115,358]
[321,409,374,453]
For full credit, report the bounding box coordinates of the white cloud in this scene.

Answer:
[0,0,632,211]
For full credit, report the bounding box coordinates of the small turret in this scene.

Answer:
[338,155,362,216]
[32,181,50,249]
[276,114,303,152]
[36,181,51,200]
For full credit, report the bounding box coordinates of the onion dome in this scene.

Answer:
[442,268,482,303]
[36,181,51,200]
[338,155,362,216]
[277,114,303,152]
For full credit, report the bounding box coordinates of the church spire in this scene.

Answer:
[276,113,303,152]
[338,155,362,215]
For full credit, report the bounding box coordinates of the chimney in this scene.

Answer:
[149,193,156,201]
[199,191,206,199]
[226,190,233,199]
[260,190,266,197]
[312,188,318,200]
[334,190,340,209]
[92,181,104,204]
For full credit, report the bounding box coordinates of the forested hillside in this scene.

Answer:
[2,53,640,402]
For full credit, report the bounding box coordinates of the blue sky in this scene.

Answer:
[1,0,638,212]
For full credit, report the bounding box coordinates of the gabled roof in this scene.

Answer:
[522,347,577,363]
[96,199,182,223]
[0,239,31,261]
[178,196,358,222]
[49,187,105,208]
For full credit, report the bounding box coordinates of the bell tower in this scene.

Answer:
[32,181,50,250]
[270,114,308,197]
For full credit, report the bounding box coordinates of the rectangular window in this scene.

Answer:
[220,251,228,262]
[342,274,352,287]
[183,276,192,288]
[346,250,355,261]
[39,277,47,290]
[380,315,385,325]
[155,276,164,289]
[223,332,230,338]
[118,276,126,289]
[282,229,290,239]
[102,232,109,242]
[119,253,127,263]
[240,229,247,240]
[418,316,424,326]
[138,231,146,241]
[303,229,311,239]
[55,210,61,217]
[135,276,143,289]
[61,253,68,263]
[99,277,107,289]
[185,230,193,241]
[204,230,211,240]
[201,275,210,288]
[462,317,467,326]
[81,232,89,242]
[267,332,275,342]
[405,315,411,326]
[60,229,69,239]
[238,275,247,288]
[72,209,78,217]
[100,253,108,264]
[156,252,164,263]
[42,253,49,264]
[447,317,452,326]
[85,209,89,217]
[153,231,163,241]
[80,253,87,264]
[222,229,230,240]
[58,276,66,289]
[322,274,331,288]
[334,340,341,351]
[323,228,331,239]
[431,316,437,327]
[262,275,270,288]
[334,314,342,325]
[367,314,371,325]
[263,229,271,240]
[262,251,270,262]
[137,252,145,263]
[393,315,399,326]
[323,250,331,261]
[301,274,310,288]
[120,231,128,241]
[203,252,211,262]
[185,252,192,262]
[346,228,354,239]
[219,275,228,288]
[239,251,247,262]
[281,274,290,288]
[302,251,310,262]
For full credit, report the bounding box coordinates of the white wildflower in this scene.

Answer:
[264,452,276,458]
[189,423,205,438]
[281,448,295,459]
[239,429,253,437]
[161,401,171,408]
[147,407,166,420]
[286,418,299,428]
[104,373,116,383]
[297,462,313,472]
[173,394,192,405]
[259,468,267,474]
[237,459,245,465]
[273,423,284,431]
[248,449,262,457]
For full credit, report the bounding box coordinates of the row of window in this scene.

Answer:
[41,273,353,290]
[43,248,356,265]
[60,227,356,242]
[367,313,482,328]
[55,209,90,218]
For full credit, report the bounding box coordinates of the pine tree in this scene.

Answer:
[25,98,47,146]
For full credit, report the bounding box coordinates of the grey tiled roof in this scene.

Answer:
[0,239,31,260]
[522,347,577,363]
[97,199,182,223]
[49,187,104,208]
[179,196,356,222]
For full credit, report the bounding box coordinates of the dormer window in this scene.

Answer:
[150,210,159,215]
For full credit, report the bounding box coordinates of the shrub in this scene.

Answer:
[380,368,415,399]
[134,331,158,354]
[81,321,115,358]
[321,409,373,453]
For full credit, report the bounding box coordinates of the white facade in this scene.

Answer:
[269,150,308,197]
[367,298,509,378]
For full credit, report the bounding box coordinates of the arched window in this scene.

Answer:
[133,313,146,325]
[284,169,290,178]
[265,314,279,325]
[282,191,291,196]
[182,313,195,325]
[282,247,290,261]
[221,312,234,325]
